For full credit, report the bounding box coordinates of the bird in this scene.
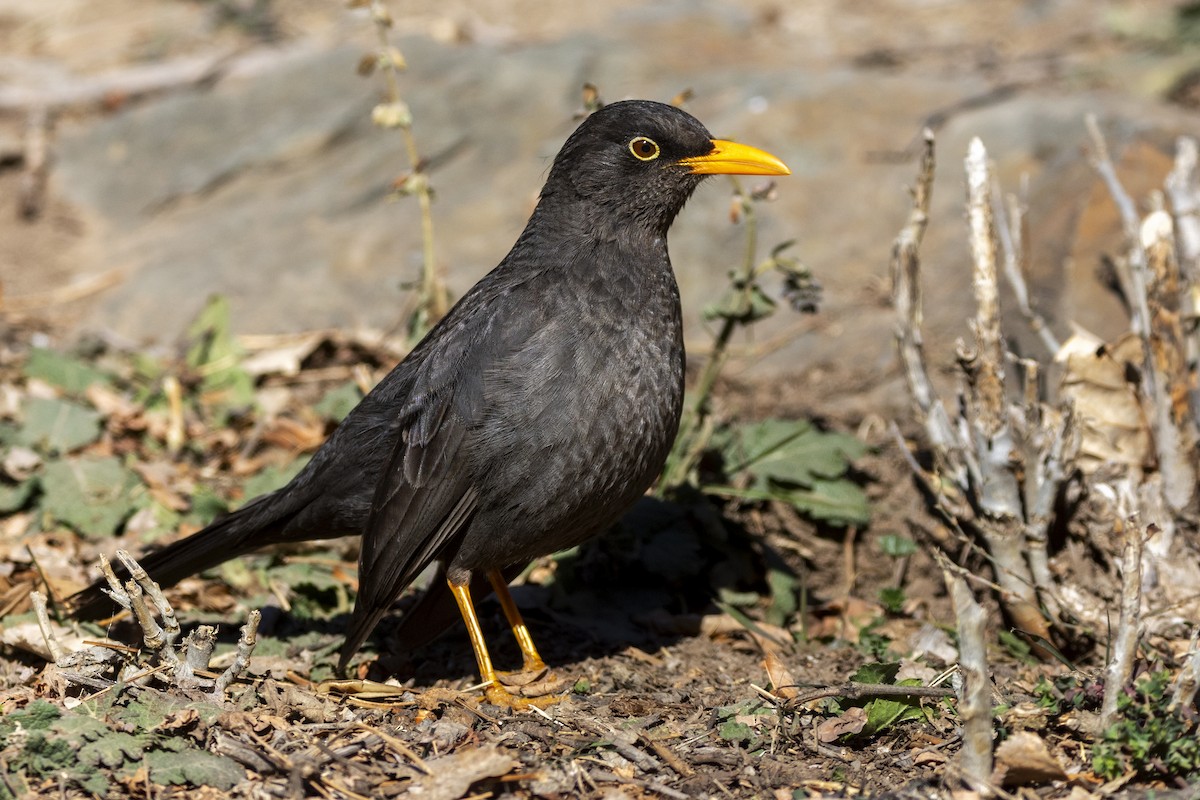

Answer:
[66,99,790,706]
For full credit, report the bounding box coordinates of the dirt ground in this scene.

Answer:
[2,2,1200,799]
[1,309,1194,799]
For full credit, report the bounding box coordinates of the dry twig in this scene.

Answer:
[1101,518,1145,728]
[892,133,1073,643]
[944,563,993,795]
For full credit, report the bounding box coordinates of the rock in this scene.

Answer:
[11,1,1198,418]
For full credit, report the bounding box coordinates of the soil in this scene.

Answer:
[1,2,1199,799]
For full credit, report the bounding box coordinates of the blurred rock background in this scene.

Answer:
[1,0,1198,416]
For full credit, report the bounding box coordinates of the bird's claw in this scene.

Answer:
[481,664,569,708]
[483,680,565,709]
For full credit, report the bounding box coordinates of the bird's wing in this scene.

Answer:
[336,303,507,669]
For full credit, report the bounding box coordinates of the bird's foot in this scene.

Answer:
[482,663,569,708]
[482,681,563,709]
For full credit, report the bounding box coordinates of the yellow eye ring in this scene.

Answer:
[628,136,660,161]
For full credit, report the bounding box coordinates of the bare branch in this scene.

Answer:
[18,105,51,220]
[176,626,218,686]
[1085,114,1152,339]
[213,610,261,696]
[30,590,66,663]
[1101,519,1144,727]
[945,565,994,795]
[1140,210,1197,515]
[1165,137,1200,279]
[991,175,1061,354]
[890,129,970,483]
[1165,137,1200,420]
[963,138,1022,520]
[98,553,132,611]
[1170,628,1200,712]
[116,549,181,651]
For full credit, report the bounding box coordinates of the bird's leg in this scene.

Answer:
[447,578,560,708]
[486,569,546,672]
[447,578,499,687]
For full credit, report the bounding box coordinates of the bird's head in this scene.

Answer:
[541,99,790,237]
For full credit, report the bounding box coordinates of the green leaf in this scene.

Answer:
[713,700,773,749]
[40,457,141,538]
[765,566,798,627]
[15,396,102,454]
[719,419,867,486]
[997,629,1036,664]
[879,586,906,614]
[702,283,778,324]
[862,695,925,736]
[146,748,244,790]
[111,696,180,733]
[878,534,918,558]
[314,381,363,422]
[258,556,352,618]
[851,662,901,685]
[777,479,871,526]
[79,732,147,769]
[75,770,110,796]
[24,348,111,395]
[186,296,255,415]
[51,712,111,745]
[238,457,309,506]
[1,700,61,737]
[710,419,870,525]
[186,485,229,527]
[717,719,754,743]
[711,479,871,526]
[11,733,75,777]
[0,478,35,514]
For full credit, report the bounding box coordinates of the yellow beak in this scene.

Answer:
[678,139,791,176]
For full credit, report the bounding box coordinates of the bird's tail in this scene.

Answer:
[64,496,290,620]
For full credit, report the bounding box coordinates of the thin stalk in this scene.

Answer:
[368,0,447,338]
[661,179,758,489]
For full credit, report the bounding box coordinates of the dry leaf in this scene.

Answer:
[992,730,1067,786]
[85,383,140,419]
[315,678,411,699]
[2,446,41,480]
[261,416,326,451]
[1057,328,1151,472]
[764,651,799,699]
[406,745,516,800]
[699,613,791,651]
[807,596,884,642]
[913,749,948,766]
[815,706,867,742]
[238,331,326,377]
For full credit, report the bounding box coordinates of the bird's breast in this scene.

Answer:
[458,254,685,567]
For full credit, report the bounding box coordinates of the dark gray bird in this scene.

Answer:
[67,100,789,705]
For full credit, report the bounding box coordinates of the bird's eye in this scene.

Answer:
[628,136,660,161]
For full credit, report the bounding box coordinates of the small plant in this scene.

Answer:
[714,698,776,751]
[660,179,820,492]
[1092,669,1200,781]
[0,697,242,796]
[653,174,868,528]
[811,662,933,744]
[351,0,450,341]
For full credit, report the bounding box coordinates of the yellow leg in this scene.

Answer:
[447,578,561,708]
[447,579,498,688]
[486,569,546,672]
